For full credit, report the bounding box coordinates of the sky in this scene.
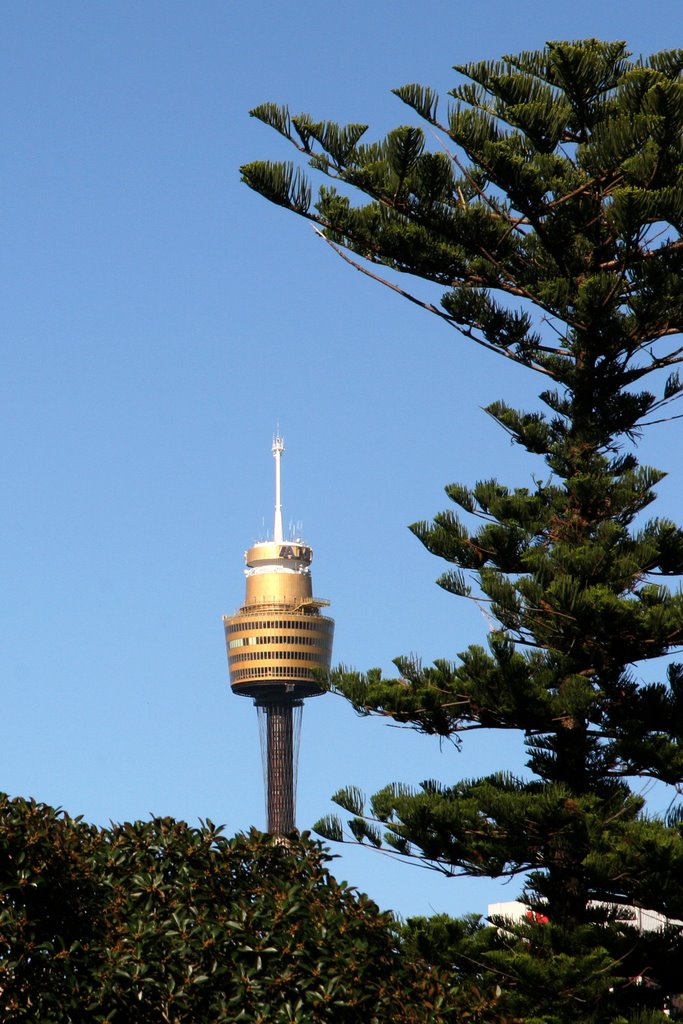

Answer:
[1,1,681,921]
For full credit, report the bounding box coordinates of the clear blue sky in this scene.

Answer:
[2,1,681,920]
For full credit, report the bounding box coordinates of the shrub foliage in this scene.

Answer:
[0,793,448,1022]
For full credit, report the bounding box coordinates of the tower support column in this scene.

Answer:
[257,698,302,834]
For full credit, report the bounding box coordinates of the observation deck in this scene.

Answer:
[223,441,334,701]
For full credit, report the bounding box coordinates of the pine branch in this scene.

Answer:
[313,228,559,377]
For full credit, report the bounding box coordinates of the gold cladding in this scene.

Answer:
[225,538,334,700]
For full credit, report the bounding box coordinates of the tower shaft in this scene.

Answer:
[258,699,300,834]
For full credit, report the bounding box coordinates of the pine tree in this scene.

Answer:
[242,41,683,1021]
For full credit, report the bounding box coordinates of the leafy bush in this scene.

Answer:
[0,793,449,1022]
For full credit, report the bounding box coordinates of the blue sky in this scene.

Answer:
[2,1,681,920]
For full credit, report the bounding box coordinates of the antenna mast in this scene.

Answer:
[272,433,284,543]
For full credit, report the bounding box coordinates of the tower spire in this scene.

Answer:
[272,433,284,544]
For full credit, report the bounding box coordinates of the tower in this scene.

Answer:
[224,435,334,833]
